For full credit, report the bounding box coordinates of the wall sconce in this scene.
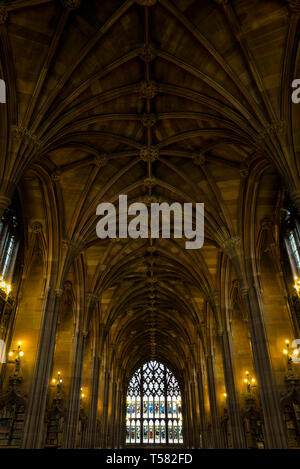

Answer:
[282,339,300,371]
[7,341,24,374]
[244,371,256,393]
[51,371,63,390]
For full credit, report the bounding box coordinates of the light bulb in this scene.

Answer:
[19,351,24,357]
[9,351,13,356]
[283,349,288,355]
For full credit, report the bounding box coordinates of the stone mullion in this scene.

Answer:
[21,288,62,448]
[220,329,245,448]
[85,355,100,448]
[242,285,288,448]
[206,354,222,448]
[61,330,87,448]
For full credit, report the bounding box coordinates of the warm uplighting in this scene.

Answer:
[294,277,300,297]
[52,371,63,386]
[283,339,300,368]
[7,341,24,374]
[244,371,256,393]
[223,393,227,397]
[0,278,11,296]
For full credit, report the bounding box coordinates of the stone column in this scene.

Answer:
[206,353,222,448]
[182,382,191,448]
[196,369,207,448]
[100,369,111,448]
[221,235,288,448]
[61,330,87,448]
[241,285,288,448]
[84,355,100,448]
[220,329,245,448]
[113,381,122,448]
[189,379,198,448]
[109,380,117,448]
[21,288,62,448]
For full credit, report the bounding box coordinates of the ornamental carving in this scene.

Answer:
[94,154,108,168]
[31,221,43,233]
[139,80,159,99]
[141,113,157,127]
[192,153,206,166]
[140,146,159,162]
[143,177,156,189]
[139,43,157,62]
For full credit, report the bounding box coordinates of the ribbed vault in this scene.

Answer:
[0,0,299,448]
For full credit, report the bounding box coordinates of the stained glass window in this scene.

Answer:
[288,231,300,273]
[126,361,183,445]
[0,204,19,289]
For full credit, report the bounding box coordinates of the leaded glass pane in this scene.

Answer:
[126,361,183,445]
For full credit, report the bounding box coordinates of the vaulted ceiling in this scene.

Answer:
[0,0,299,378]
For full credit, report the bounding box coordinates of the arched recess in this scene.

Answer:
[255,176,295,393]
[51,281,76,394]
[229,280,255,407]
[8,224,46,393]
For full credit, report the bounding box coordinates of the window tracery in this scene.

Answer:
[126,361,183,445]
